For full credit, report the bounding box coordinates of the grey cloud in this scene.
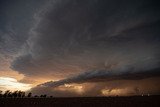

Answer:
[11,0,160,80]
[0,0,46,71]
[39,67,160,88]
[0,0,45,55]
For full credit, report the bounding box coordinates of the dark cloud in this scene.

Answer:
[7,0,160,95]
[11,0,160,78]
[0,0,46,71]
[39,68,160,88]
[0,0,45,54]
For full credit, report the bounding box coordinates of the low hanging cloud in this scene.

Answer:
[30,77,160,97]
[38,66,160,88]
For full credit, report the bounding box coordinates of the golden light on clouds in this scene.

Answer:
[64,84,83,93]
[101,88,130,96]
[0,70,24,81]
[55,84,84,94]
[0,77,31,91]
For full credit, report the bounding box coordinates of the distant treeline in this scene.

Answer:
[0,90,50,98]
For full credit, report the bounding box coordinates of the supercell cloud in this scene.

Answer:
[0,0,160,96]
[12,0,160,77]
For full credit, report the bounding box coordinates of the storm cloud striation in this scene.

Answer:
[6,0,160,96]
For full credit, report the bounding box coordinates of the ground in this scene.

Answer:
[0,95,160,107]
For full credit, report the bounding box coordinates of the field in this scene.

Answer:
[0,95,160,107]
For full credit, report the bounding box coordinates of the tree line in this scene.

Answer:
[0,90,49,98]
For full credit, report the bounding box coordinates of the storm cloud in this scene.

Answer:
[7,0,160,95]
[0,0,46,71]
[31,77,160,97]
[39,68,160,88]
[11,0,160,76]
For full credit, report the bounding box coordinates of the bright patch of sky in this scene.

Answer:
[0,77,31,91]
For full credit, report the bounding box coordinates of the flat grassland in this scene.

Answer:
[0,95,160,107]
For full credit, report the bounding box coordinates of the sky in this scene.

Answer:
[0,0,160,96]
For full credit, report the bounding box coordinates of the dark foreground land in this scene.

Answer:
[0,95,160,107]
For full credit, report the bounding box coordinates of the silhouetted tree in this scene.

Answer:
[34,95,39,98]
[17,91,24,97]
[0,90,50,98]
[7,91,12,97]
[40,94,47,98]
[12,91,18,98]
[3,90,10,98]
[22,92,25,98]
[27,92,32,97]
[50,96,53,98]
[40,95,43,98]
[0,90,2,98]
[43,94,47,98]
